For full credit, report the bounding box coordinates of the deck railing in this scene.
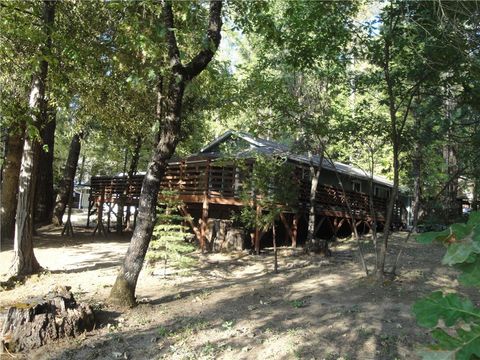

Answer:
[89,158,398,221]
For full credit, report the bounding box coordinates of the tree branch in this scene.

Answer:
[162,1,183,74]
[182,0,222,81]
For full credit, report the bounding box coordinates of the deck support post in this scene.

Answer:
[292,214,299,248]
[200,193,209,251]
[314,216,326,237]
[93,189,107,237]
[255,205,261,254]
[199,159,210,252]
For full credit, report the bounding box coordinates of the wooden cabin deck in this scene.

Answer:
[87,157,404,250]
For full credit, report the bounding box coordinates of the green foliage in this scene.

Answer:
[236,154,299,232]
[146,191,195,273]
[414,211,480,359]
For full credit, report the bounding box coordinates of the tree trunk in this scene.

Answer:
[109,80,184,306]
[109,0,222,307]
[1,131,23,243]
[123,135,142,232]
[1,287,94,353]
[376,141,399,278]
[10,0,55,276]
[306,149,324,252]
[52,133,82,226]
[34,110,56,224]
[272,222,278,274]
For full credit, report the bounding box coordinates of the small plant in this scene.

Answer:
[413,211,480,359]
[146,190,196,275]
[290,299,306,308]
[157,326,170,337]
[222,320,235,331]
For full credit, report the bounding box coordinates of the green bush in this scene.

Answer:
[413,211,480,359]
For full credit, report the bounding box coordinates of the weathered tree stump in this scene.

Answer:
[0,286,95,353]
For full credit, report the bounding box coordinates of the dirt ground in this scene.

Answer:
[0,224,474,360]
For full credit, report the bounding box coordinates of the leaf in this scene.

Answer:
[467,211,480,226]
[451,223,473,241]
[412,291,480,328]
[457,256,480,287]
[417,349,455,360]
[416,230,449,244]
[429,325,480,360]
[442,243,476,266]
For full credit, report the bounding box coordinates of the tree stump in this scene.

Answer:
[0,286,95,353]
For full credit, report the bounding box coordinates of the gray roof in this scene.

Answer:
[200,130,394,188]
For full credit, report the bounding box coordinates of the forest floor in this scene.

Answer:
[0,223,476,360]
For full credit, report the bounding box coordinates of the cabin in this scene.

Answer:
[87,131,410,251]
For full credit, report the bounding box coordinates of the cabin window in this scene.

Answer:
[352,180,361,192]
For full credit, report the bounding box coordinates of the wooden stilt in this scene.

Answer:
[313,216,326,237]
[107,203,112,233]
[292,214,299,248]
[200,192,209,251]
[179,205,202,240]
[86,200,94,228]
[255,205,261,254]
[327,217,335,234]
[133,206,138,228]
[62,179,75,237]
[279,212,294,243]
[93,189,107,237]
[336,218,345,234]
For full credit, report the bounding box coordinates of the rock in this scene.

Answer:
[206,219,247,252]
[0,288,95,353]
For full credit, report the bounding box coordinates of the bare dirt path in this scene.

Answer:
[0,228,472,360]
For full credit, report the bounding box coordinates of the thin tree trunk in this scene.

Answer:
[124,135,142,231]
[273,222,278,274]
[10,0,55,276]
[391,130,422,274]
[306,148,324,253]
[376,141,399,278]
[34,110,56,224]
[52,133,82,226]
[324,148,368,275]
[109,0,222,307]
[1,131,23,242]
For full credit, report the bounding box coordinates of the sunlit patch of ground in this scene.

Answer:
[0,229,474,360]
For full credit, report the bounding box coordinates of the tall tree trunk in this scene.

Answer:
[376,140,399,278]
[52,132,82,226]
[121,135,142,232]
[109,0,222,307]
[34,110,56,224]
[272,221,278,273]
[10,0,55,276]
[1,131,23,243]
[306,149,324,252]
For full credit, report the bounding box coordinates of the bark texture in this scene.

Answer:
[52,133,82,226]
[10,0,55,276]
[122,135,142,232]
[1,132,23,242]
[34,112,56,224]
[0,287,94,352]
[109,0,223,307]
[305,149,324,253]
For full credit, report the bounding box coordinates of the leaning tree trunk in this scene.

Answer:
[10,0,55,276]
[109,0,222,307]
[52,132,82,226]
[34,110,56,224]
[1,131,23,242]
[376,141,399,278]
